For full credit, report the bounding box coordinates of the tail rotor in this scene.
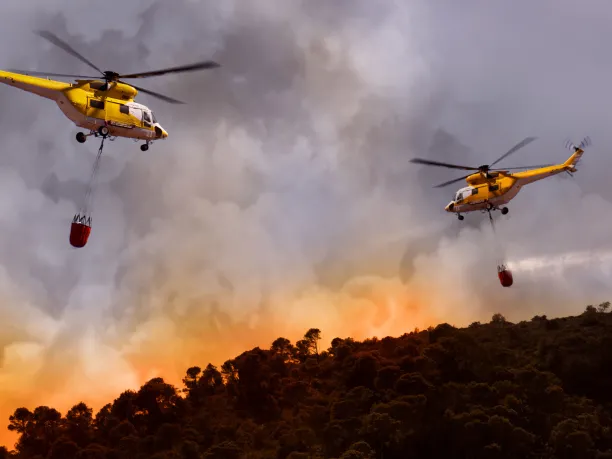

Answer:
[563,136,591,176]
[564,136,591,153]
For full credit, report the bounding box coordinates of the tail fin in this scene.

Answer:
[563,137,591,169]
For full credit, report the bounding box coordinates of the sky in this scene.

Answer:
[1,0,612,448]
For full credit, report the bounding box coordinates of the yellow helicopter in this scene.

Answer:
[410,137,591,220]
[0,31,220,151]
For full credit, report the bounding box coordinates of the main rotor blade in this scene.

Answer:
[6,69,99,79]
[430,162,553,188]
[36,30,103,75]
[433,175,471,188]
[126,82,186,104]
[490,136,538,167]
[118,60,221,79]
[410,158,479,171]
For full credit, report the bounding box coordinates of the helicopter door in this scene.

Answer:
[108,102,136,128]
[86,97,106,120]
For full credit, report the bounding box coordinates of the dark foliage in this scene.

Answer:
[5,309,612,458]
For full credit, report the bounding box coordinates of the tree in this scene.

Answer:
[361,412,403,456]
[47,438,79,459]
[75,444,107,459]
[134,378,183,431]
[92,404,117,440]
[329,337,344,351]
[598,301,611,313]
[110,391,138,423]
[182,367,202,396]
[271,337,293,357]
[180,440,201,459]
[221,360,239,385]
[154,423,183,451]
[375,366,401,391]
[65,402,94,447]
[304,328,322,356]
[199,364,223,394]
[11,406,63,457]
[295,340,311,361]
[346,354,379,389]
[340,441,375,459]
[491,313,506,324]
[202,441,243,459]
[8,407,32,434]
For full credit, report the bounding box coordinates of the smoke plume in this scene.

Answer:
[0,0,611,447]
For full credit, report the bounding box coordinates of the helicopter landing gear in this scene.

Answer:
[98,126,109,138]
[457,214,464,221]
[140,142,150,152]
[501,207,509,215]
[76,131,98,143]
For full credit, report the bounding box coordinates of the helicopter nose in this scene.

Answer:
[445,202,455,212]
[155,125,168,139]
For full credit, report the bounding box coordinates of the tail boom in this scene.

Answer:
[513,140,588,185]
[563,147,584,172]
[0,71,70,100]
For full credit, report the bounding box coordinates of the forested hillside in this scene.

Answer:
[3,303,612,459]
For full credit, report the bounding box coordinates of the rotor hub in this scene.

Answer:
[103,71,120,81]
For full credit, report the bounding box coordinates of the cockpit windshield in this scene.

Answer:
[151,111,157,123]
[454,187,477,202]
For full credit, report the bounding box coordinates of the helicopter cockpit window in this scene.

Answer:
[151,112,157,123]
[142,111,152,127]
[455,188,476,202]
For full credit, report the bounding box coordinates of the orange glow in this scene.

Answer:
[0,277,443,450]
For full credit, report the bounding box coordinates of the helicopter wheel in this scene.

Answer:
[501,207,509,215]
[458,214,464,221]
[76,132,86,144]
[140,143,149,152]
[98,126,109,137]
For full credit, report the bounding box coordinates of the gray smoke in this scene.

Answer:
[0,0,611,447]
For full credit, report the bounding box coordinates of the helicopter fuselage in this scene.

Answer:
[445,146,584,216]
[0,71,168,142]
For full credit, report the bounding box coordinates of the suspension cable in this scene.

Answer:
[80,136,105,215]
